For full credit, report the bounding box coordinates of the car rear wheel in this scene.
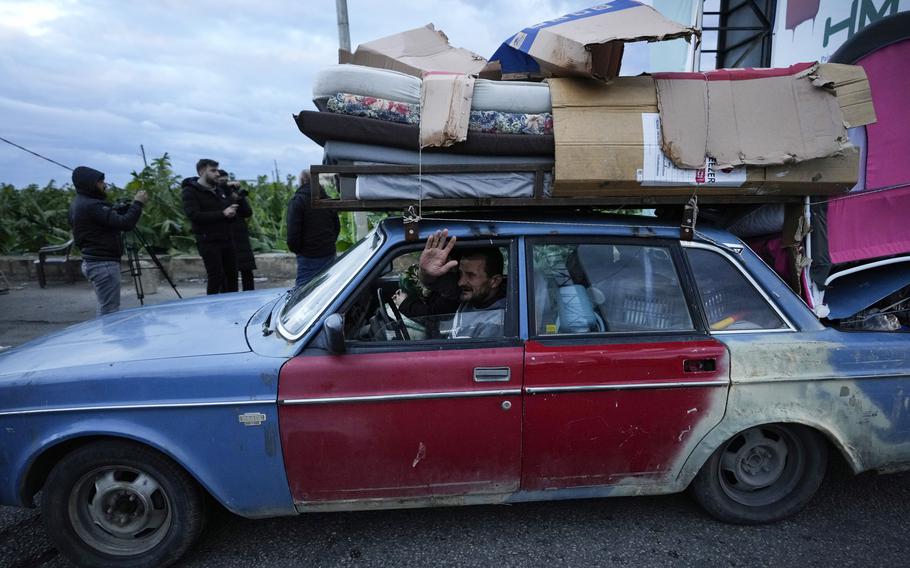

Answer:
[41,440,205,568]
[691,424,827,524]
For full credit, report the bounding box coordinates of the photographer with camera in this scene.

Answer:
[68,166,148,316]
[181,159,251,295]
[217,169,257,291]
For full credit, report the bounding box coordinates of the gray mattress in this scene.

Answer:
[324,140,553,166]
[355,172,552,200]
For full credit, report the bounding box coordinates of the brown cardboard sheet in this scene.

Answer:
[419,73,475,148]
[549,76,861,197]
[810,63,877,127]
[348,24,486,77]
[653,63,876,170]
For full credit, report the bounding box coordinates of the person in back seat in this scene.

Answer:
[394,229,507,339]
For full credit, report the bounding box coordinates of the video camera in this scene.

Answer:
[112,198,133,214]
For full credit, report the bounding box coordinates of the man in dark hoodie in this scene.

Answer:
[68,166,148,316]
[286,171,340,287]
[181,158,251,295]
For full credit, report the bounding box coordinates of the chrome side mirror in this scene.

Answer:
[323,313,346,354]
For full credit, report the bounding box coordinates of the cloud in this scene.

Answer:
[0,0,677,187]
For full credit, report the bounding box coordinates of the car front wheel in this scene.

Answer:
[691,424,827,524]
[41,440,205,568]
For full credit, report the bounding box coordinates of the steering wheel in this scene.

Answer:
[376,289,410,341]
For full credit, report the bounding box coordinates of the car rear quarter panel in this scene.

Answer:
[0,353,296,518]
[680,330,910,482]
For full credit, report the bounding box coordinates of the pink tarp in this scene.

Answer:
[827,39,910,265]
[858,41,910,191]
[829,186,910,264]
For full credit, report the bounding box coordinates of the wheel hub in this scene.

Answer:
[92,485,151,536]
[736,444,785,488]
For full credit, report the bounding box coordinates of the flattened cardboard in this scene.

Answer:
[487,1,695,81]
[350,24,487,77]
[549,76,860,197]
[810,63,877,127]
[653,63,875,170]
[419,73,475,148]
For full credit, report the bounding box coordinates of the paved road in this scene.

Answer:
[1,280,909,567]
[3,466,909,568]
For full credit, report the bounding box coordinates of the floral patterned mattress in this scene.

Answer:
[325,93,553,136]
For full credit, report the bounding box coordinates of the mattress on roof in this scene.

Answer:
[324,140,553,166]
[312,64,551,113]
[295,111,554,156]
[355,172,549,200]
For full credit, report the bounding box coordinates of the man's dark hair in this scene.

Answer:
[196,158,219,174]
[459,247,504,277]
[217,169,229,178]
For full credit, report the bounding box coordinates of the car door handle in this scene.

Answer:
[474,367,511,382]
[684,358,717,373]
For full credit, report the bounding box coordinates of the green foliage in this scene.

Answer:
[0,180,73,254]
[0,154,384,255]
[0,155,290,255]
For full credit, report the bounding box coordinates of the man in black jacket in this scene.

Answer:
[181,159,251,295]
[68,166,148,315]
[217,169,257,291]
[286,171,340,287]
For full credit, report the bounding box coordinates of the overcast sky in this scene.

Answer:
[0,0,682,188]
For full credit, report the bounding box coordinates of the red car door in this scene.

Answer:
[522,338,728,490]
[521,239,730,491]
[278,238,522,506]
[279,346,523,504]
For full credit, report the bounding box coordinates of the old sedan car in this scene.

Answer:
[1,213,909,567]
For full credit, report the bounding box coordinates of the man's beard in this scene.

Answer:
[463,286,492,307]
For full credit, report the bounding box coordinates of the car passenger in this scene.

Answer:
[394,229,506,339]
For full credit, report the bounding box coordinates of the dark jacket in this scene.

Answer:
[218,182,257,271]
[181,177,251,245]
[286,183,340,258]
[399,273,507,318]
[68,166,143,261]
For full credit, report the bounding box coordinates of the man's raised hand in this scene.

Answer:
[419,229,458,284]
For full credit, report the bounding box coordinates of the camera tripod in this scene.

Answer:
[123,229,181,305]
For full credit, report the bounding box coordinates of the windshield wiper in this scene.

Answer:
[261,291,290,336]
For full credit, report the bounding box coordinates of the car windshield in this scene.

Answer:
[278,229,384,339]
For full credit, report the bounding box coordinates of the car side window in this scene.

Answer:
[342,244,512,343]
[685,248,787,331]
[531,242,694,335]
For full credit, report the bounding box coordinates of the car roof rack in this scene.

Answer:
[307,162,804,212]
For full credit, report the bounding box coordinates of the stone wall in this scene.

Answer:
[0,253,297,283]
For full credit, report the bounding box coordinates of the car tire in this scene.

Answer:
[41,440,206,568]
[691,424,827,524]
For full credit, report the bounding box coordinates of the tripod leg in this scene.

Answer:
[125,243,144,305]
[132,230,182,299]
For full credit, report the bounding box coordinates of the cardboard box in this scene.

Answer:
[347,24,487,77]
[653,63,875,169]
[549,76,862,197]
[486,1,695,81]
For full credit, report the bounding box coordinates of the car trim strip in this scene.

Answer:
[734,372,910,385]
[280,389,522,405]
[0,399,269,417]
[524,379,729,394]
